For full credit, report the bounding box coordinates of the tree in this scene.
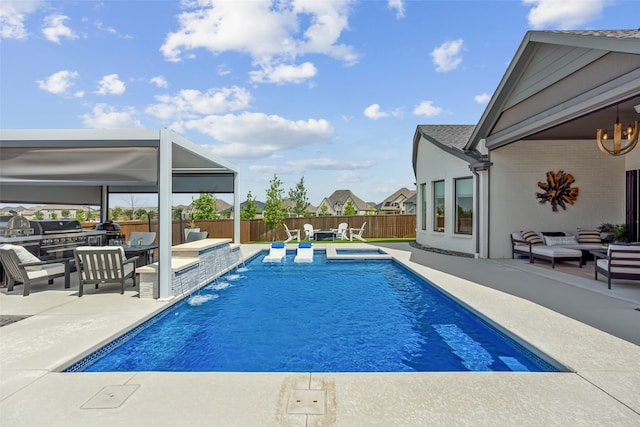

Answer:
[123,209,134,221]
[263,174,287,241]
[241,191,259,220]
[288,176,309,217]
[147,210,156,221]
[86,209,96,222]
[343,200,356,216]
[172,207,184,220]
[50,212,58,219]
[61,209,70,218]
[112,207,123,221]
[191,193,220,220]
[75,209,85,222]
[319,204,329,216]
[135,208,147,220]
[34,210,44,220]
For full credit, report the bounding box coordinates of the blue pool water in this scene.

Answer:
[68,252,561,373]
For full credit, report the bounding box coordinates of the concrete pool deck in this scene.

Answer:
[1,243,639,426]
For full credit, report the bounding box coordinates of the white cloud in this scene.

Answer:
[412,101,443,117]
[363,103,401,120]
[218,64,232,76]
[36,70,79,95]
[292,157,375,170]
[146,86,251,120]
[249,62,317,84]
[160,0,358,84]
[388,0,405,19]
[179,112,333,160]
[474,92,491,104]
[150,76,168,88]
[431,39,463,72]
[523,0,611,29]
[0,0,43,40]
[42,14,77,43]
[337,171,365,184]
[81,103,143,129]
[95,74,126,95]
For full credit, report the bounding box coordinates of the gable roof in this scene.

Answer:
[320,189,369,212]
[466,29,640,151]
[412,125,485,175]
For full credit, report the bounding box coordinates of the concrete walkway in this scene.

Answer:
[1,243,639,426]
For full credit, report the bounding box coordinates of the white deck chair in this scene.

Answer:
[303,224,315,241]
[283,224,300,243]
[294,243,314,263]
[74,246,138,297]
[263,242,287,263]
[349,222,367,241]
[331,222,348,240]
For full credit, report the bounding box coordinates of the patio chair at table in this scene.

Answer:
[331,222,348,240]
[73,246,138,297]
[303,224,315,241]
[0,244,71,296]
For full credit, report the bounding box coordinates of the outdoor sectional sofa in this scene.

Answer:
[511,229,605,268]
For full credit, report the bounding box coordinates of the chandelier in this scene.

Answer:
[596,105,639,156]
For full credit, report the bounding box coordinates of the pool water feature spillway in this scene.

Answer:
[67,250,565,373]
[137,239,243,299]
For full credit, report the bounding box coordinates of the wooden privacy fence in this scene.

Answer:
[87,214,416,244]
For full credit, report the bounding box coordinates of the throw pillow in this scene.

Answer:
[544,235,578,246]
[520,231,544,245]
[577,229,602,244]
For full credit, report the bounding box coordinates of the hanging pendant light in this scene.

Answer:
[596,105,639,156]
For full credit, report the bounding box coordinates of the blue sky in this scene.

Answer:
[1,0,638,208]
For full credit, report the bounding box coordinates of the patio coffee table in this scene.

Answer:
[314,230,336,241]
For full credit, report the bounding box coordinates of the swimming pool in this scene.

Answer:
[66,251,562,373]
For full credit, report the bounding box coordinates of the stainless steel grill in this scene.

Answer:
[0,215,34,237]
[31,220,104,258]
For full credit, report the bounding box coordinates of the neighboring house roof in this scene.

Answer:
[319,190,369,212]
[466,29,640,152]
[378,187,416,212]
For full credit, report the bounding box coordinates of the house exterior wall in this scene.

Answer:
[415,137,476,254]
[488,139,626,258]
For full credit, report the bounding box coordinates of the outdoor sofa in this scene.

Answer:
[511,229,605,268]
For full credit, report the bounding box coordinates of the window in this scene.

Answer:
[433,180,444,232]
[420,183,427,230]
[455,177,473,234]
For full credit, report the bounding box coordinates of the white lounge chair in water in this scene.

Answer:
[294,242,314,263]
[263,242,286,263]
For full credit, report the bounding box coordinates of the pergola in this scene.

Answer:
[0,128,240,299]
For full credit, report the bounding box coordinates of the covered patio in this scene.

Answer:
[0,128,240,299]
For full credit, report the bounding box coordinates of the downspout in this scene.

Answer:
[471,168,481,259]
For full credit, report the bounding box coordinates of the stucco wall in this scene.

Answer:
[415,138,475,254]
[489,139,626,258]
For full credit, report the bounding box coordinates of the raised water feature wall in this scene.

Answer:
[138,239,243,299]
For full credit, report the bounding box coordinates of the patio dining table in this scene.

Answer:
[123,244,158,267]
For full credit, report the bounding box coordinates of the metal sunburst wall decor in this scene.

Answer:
[535,170,579,212]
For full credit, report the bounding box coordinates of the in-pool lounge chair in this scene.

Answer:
[263,242,287,263]
[74,246,139,297]
[294,242,314,263]
[0,244,71,296]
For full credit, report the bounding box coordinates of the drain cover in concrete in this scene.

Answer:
[82,384,139,409]
[287,389,326,415]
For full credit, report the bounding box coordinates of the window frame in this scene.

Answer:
[433,180,445,232]
[454,176,473,235]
